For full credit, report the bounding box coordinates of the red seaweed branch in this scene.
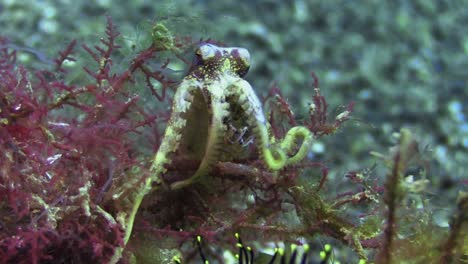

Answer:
[0,18,192,263]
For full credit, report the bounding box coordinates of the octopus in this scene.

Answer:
[121,43,313,245]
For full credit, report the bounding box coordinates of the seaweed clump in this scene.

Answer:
[0,17,465,264]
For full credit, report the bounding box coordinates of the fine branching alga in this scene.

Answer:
[0,17,465,264]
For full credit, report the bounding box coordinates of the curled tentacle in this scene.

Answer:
[170,78,230,189]
[226,79,286,170]
[228,78,313,170]
[280,126,314,166]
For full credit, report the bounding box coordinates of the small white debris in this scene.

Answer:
[46,154,62,165]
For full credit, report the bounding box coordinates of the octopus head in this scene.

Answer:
[190,43,251,79]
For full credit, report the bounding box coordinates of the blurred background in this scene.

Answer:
[1,0,466,249]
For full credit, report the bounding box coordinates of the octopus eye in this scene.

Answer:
[195,47,203,57]
[231,48,251,77]
[191,44,216,70]
[192,48,204,66]
[197,44,217,61]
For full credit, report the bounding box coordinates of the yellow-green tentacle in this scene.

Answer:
[280,126,314,166]
[226,79,284,170]
[170,79,230,189]
[228,79,313,170]
[122,80,198,245]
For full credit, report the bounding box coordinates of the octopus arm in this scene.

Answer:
[228,78,313,170]
[122,80,199,244]
[170,78,230,189]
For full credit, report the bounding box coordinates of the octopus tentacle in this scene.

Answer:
[170,78,230,189]
[226,79,286,170]
[122,80,199,245]
[280,126,314,166]
[150,80,199,184]
[227,79,313,170]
